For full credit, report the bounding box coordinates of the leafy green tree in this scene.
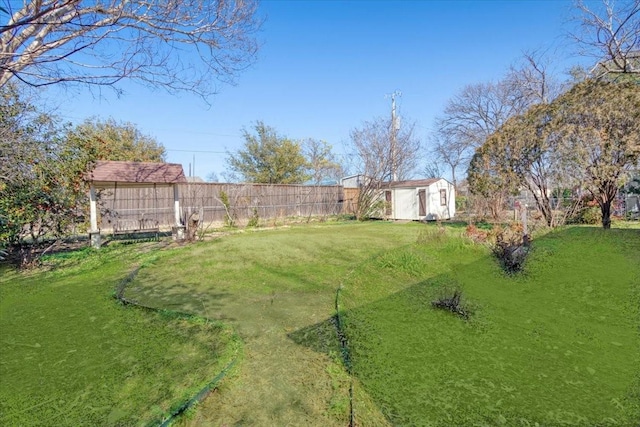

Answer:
[470,79,640,229]
[1,84,169,264]
[63,117,165,164]
[302,138,343,185]
[58,118,166,203]
[553,79,640,229]
[470,104,566,227]
[227,122,310,184]
[467,143,518,221]
[0,83,83,259]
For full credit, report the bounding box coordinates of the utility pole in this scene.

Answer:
[387,90,401,182]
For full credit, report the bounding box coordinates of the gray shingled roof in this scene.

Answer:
[88,161,187,184]
[385,178,441,188]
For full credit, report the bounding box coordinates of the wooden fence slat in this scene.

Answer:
[97,183,346,230]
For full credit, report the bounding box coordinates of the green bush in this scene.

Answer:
[219,190,236,227]
[455,195,468,212]
[570,205,601,225]
[247,207,259,227]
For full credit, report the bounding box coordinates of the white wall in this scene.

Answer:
[341,175,363,188]
[388,179,456,220]
[393,189,417,220]
[426,179,455,220]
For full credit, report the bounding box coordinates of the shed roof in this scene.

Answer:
[385,178,441,188]
[88,161,187,184]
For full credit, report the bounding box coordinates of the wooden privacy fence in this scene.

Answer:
[96,183,346,230]
[342,188,359,215]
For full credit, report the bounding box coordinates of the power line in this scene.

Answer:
[166,149,227,154]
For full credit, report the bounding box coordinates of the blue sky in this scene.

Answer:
[46,0,584,181]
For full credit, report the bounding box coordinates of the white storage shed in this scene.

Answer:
[384,178,455,221]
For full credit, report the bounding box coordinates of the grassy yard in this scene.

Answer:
[122,221,424,426]
[339,227,640,426]
[1,222,638,426]
[0,244,238,426]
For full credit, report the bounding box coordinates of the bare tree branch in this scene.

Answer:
[570,0,640,77]
[349,115,421,219]
[0,0,261,98]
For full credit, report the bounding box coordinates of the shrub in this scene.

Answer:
[247,208,259,228]
[572,205,601,225]
[489,225,529,273]
[465,224,488,243]
[431,288,470,320]
[567,197,601,225]
[455,195,468,212]
[219,191,236,227]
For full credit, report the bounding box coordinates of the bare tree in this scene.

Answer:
[437,81,525,152]
[433,51,564,219]
[349,115,420,219]
[570,0,640,77]
[433,79,529,192]
[427,131,469,189]
[302,138,343,185]
[505,49,564,105]
[0,0,260,97]
[206,171,220,183]
[423,158,444,180]
[438,49,561,156]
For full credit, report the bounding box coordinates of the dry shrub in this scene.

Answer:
[465,224,488,243]
[417,224,447,244]
[465,222,530,273]
[489,224,529,273]
[431,288,470,320]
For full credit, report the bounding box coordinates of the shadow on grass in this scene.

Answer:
[287,315,342,356]
[287,227,640,426]
[123,280,237,321]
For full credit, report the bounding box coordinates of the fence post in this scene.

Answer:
[522,204,530,246]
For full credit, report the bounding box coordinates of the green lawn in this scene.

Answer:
[123,221,423,426]
[339,227,640,426]
[1,222,638,426]
[0,244,238,427]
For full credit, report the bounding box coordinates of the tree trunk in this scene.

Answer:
[599,182,619,230]
[527,181,554,227]
[600,200,612,229]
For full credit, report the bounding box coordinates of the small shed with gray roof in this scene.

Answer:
[86,160,187,247]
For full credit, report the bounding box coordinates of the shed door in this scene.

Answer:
[385,190,392,216]
[418,189,426,216]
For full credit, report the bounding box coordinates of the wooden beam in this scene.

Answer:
[89,183,98,232]
[173,185,181,226]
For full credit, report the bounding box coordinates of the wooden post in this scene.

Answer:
[173,184,181,226]
[89,183,101,248]
[173,184,185,241]
[89,184,98,232]
[522,203,530,246]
